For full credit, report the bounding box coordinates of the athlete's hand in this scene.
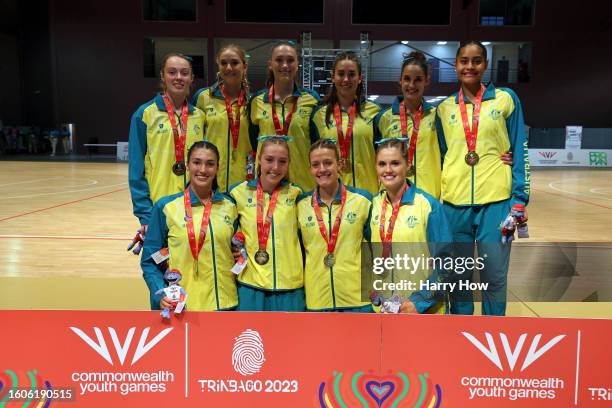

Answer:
[501,151,513,165]
[139,224,148,236]
[399,300,418,314]
[160,297,173,310]
[231,246,242,263]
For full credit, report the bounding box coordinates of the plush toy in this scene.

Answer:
[127,229,144,255]
[246,152,256,181]
[370,291,402,314]
[501,204,529,244]
[513,204,529,238]
[155,269,187,319]
[230,232,248,275]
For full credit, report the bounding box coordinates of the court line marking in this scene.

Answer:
[535,187,612,210]
[3,178,100,192]
[0,177,62,188]
[548,180,612,202]
[589,187,612,196]
[0,234,130,240]
[0,187,128,222]
[0,182,126,200]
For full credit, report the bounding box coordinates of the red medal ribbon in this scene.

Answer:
[399,100,422,167]
[458,83,486,153]
[220,86,244,151]
[184,188,213,261]
[162,94,189,166]
[333,102,357,160]
[312,184,347,256]
[379,183,408,258]
[256,181,281,252]
[269,85,298,136]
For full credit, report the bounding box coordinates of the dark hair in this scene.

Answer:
[265,41,299,88]
[323,52,365,127]
[400,51,429,78]
[375,138,409,159]
[256,137,291,180]
[187,140,220,191]
[159,52,194,93]
[309,139,340,162]
[456,41,488,60]
[212,44,250,98]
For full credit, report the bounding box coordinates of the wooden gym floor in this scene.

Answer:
[0,161,610,318]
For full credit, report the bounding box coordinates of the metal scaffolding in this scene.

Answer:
[301,32,371,98]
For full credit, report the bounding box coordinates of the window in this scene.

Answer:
[480,0,535,26]
[352,0,451,25]
[226,0,324,23]
[143,0,196,22]
[143,38,206,80]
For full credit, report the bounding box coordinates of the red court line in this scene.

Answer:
[533,188,612,210]
[0,187,128,222]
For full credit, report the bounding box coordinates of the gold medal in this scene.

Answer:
[465,151,480,166]
[172,161,186,175]
[255,250,269,265]
[323,253,335,267]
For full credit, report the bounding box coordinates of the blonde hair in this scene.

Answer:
[214,44,250,96]
[256,138,291,180]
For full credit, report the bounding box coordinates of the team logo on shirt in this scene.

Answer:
[193,124,201,133]
[406,216,419,228]
[159,124,164,129]
[448,114,458,126]
[206,106,216,116]
[224,215,232,225]
[247,197,256,208]
[346,212,357,224]
[285,197,295,206]
[261,110,269,119]
[489,109,502,120]
[305,215,316,228]
[298,107,309,118]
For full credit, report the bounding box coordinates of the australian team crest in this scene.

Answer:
[489,108,502,120]
[346,212,357,224]
[406,216,419,228]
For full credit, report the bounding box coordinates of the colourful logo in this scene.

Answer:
[589,152,607,166]
[318,370,442,407]
[0,369,54,407]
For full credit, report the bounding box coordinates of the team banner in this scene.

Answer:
[1,311,611,407]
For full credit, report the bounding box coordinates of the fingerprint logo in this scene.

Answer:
[232,329,265,376]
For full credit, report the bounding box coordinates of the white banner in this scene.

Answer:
[529,149,611,167]
[565,125,583,150]
[117,141,129,161]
